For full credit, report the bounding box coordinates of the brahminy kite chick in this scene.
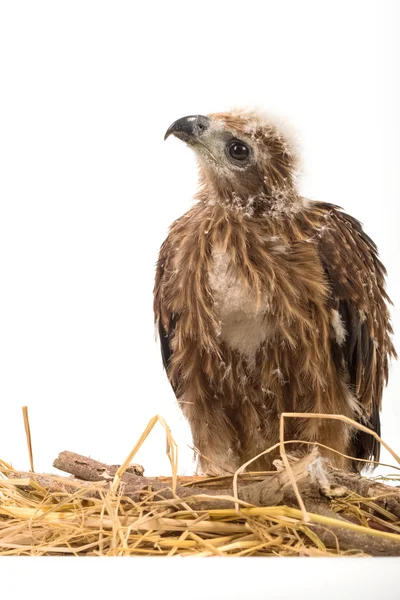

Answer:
[154,109,395,474]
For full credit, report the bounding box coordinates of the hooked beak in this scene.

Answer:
[164,115,211,142]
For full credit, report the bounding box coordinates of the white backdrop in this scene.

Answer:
[0,1,398,479]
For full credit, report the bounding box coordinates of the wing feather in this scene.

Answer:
[316,202,396,469]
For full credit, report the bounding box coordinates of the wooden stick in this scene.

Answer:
[51,449,400,518]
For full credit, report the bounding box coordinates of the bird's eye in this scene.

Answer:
[228,140,250,161]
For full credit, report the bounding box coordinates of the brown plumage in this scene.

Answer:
[154,109,396,474]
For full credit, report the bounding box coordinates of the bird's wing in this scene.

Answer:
[153,236,179,392]
[315,203,396,467]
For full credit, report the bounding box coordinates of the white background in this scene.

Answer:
[0,1,399,482]
[2,557,400,599]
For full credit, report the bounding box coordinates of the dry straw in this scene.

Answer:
[0,410,399,556]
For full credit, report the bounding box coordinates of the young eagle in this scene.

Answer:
[154,109,395,474]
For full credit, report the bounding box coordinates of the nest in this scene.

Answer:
[0,411,399,556]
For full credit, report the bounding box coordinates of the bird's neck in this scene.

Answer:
[196,179,301,218]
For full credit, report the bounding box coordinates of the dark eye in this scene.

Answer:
[228,140,249,161]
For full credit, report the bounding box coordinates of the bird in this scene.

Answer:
[154,108,396,475]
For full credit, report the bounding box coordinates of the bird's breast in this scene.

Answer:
[208,246,272,362]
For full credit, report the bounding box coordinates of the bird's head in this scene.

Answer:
[164,108,301,215]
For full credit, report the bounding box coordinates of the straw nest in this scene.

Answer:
[0,411,399,556]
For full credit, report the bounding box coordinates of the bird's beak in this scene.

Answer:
[164,115,211,142]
